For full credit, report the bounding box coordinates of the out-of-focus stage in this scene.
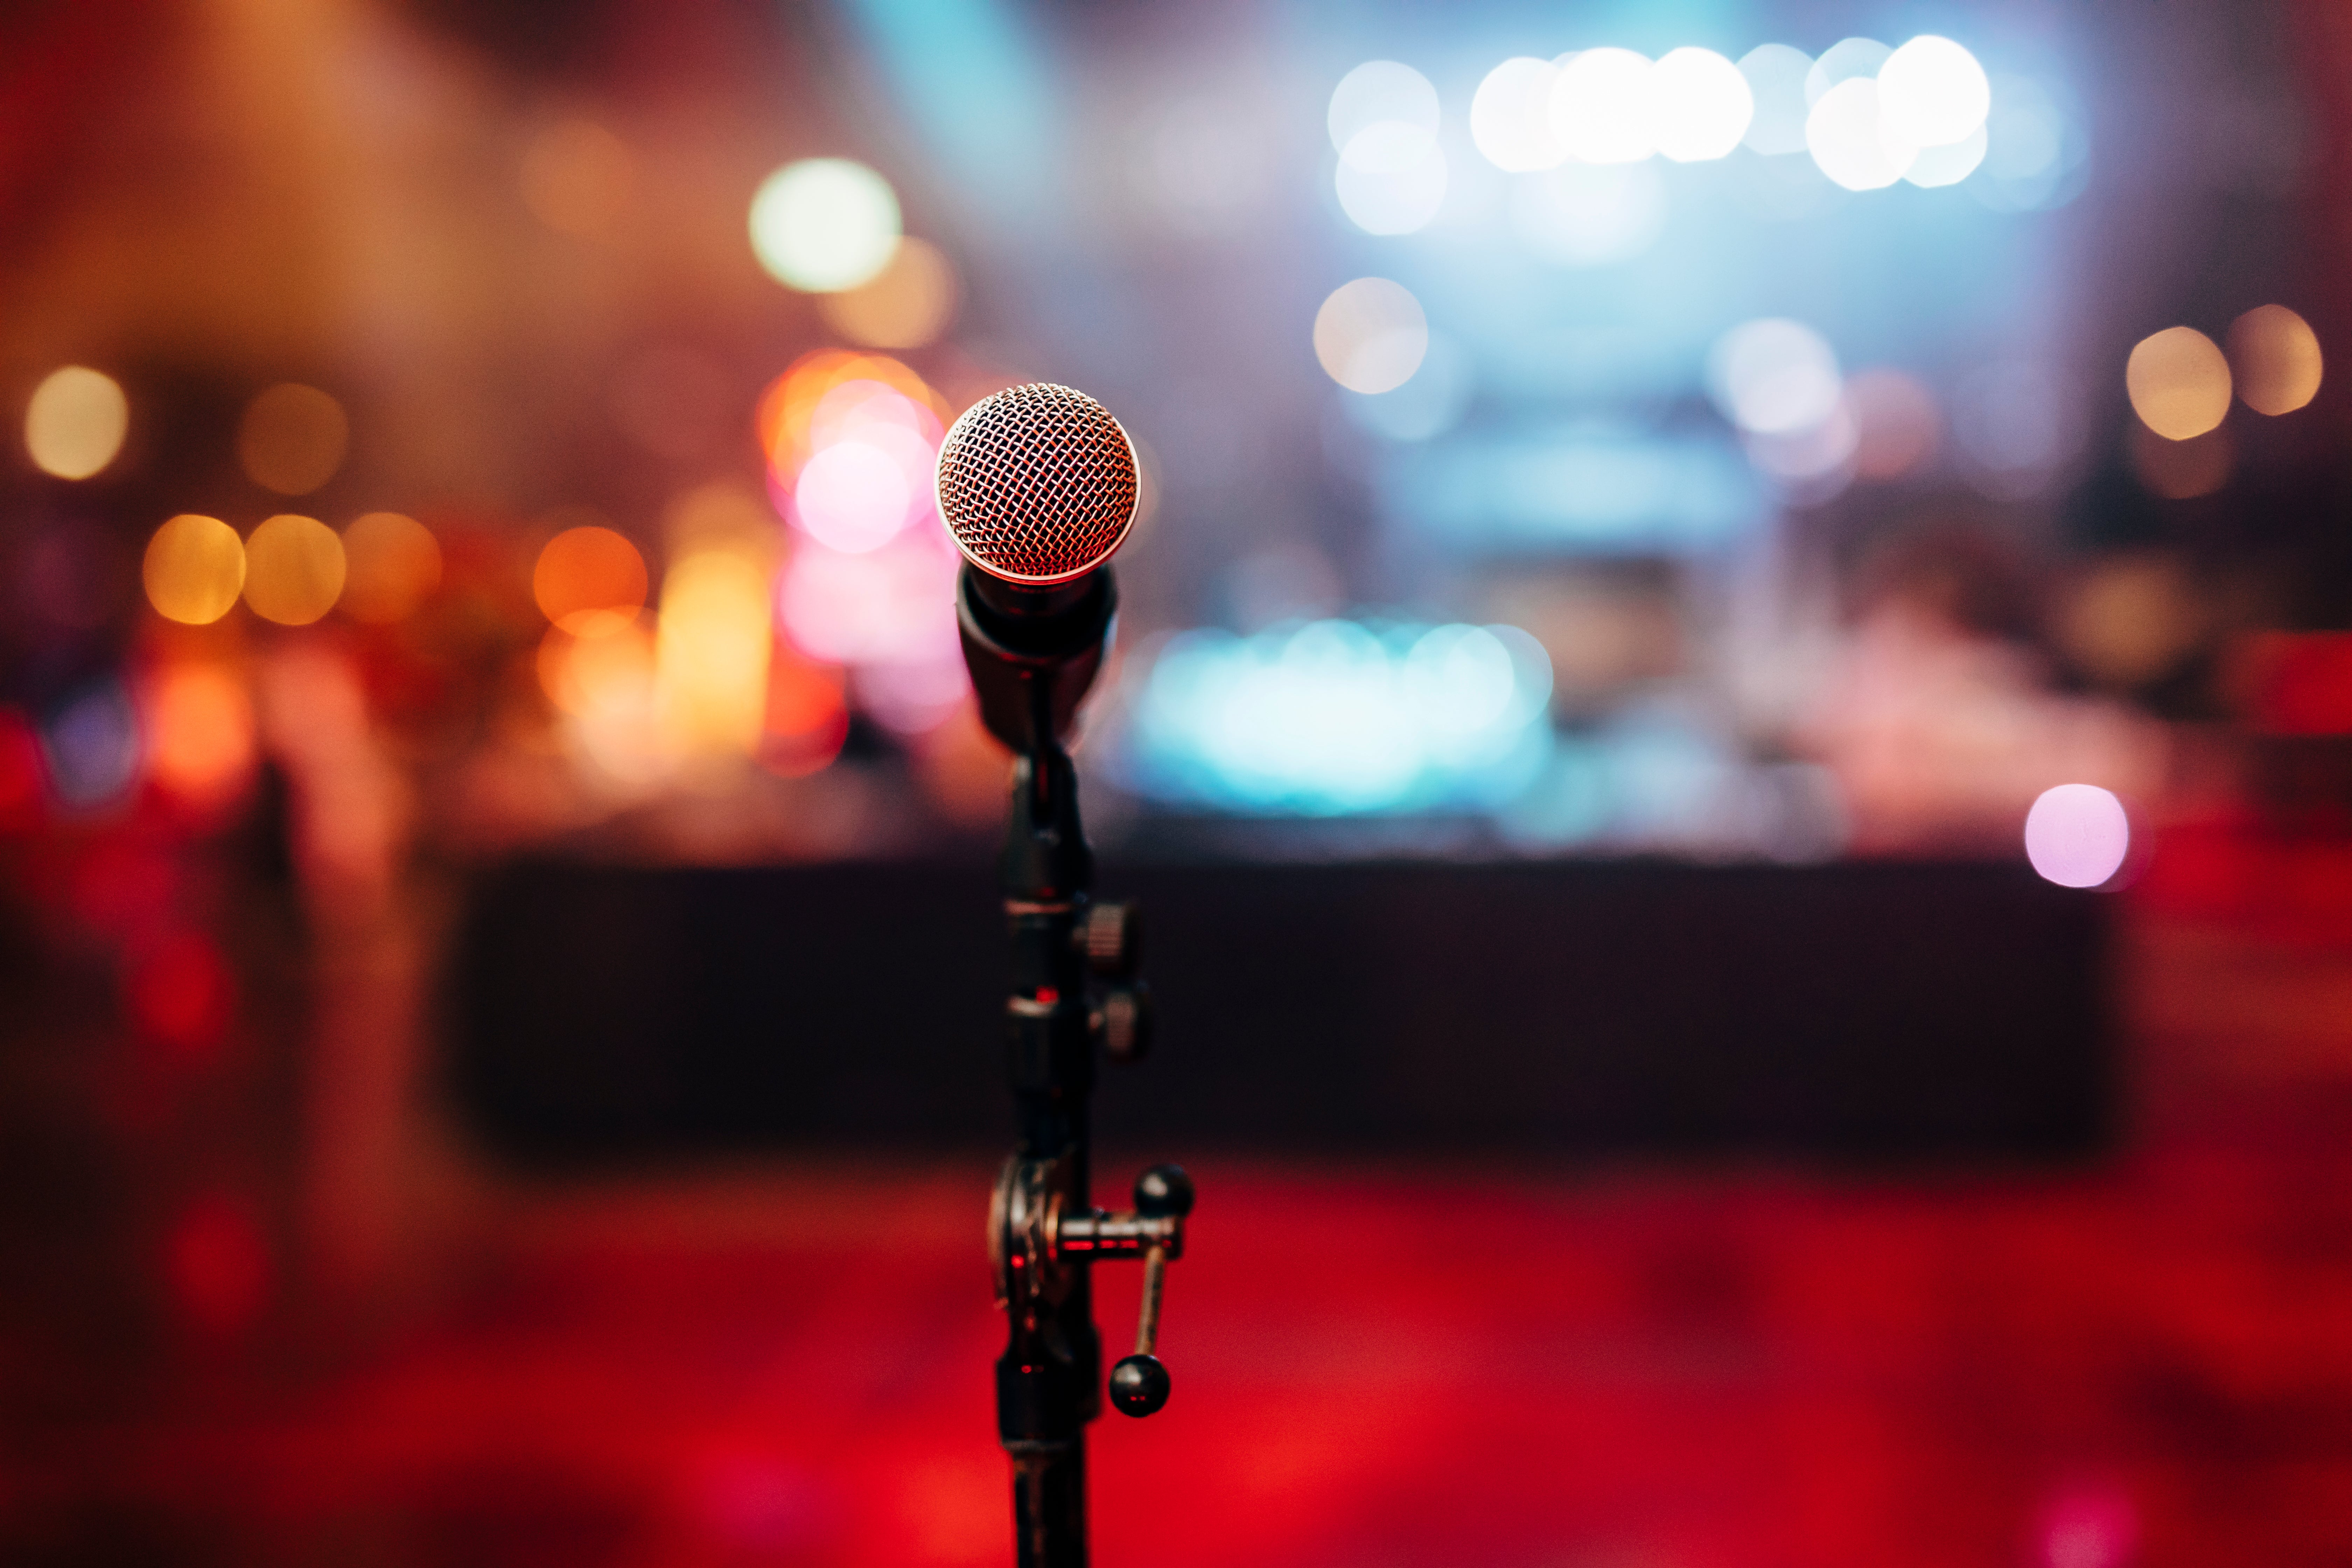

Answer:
[34,1132,2352,1568]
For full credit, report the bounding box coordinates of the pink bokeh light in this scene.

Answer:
[2024,783,2130,888]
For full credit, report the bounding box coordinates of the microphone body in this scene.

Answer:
[936,383,1139,756]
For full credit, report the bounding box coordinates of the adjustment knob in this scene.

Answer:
[1095,983,1153,1063]
[1080,899,1142,978]
[1108,1353,1170,1417]
[1134,1164,1193,1219]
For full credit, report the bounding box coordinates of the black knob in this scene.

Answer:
[1133,1164,1194,1219]
[1096,983,1153,1063]
[1108,1353,1170,1417]
[1080,899,1142,978]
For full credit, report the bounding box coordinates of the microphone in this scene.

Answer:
[937,383,1140,757]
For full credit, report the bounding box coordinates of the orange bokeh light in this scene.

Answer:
[756,350,952,480]
[760,642,848,777]
[146,662,257,811]
[532,524,648,633]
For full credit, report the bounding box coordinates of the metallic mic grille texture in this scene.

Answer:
[935,383,1138,583]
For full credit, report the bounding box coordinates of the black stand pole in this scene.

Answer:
[997,730,1098,1568]
[963,563,1185,1568]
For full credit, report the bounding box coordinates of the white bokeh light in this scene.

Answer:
[1471,57,1565,172]
[1329,61,1440,154]
[1878,35,1991,147]
[1806,78,1916,190]
[1804,37,1892,105]
[1649,47,1754,162]
[1738,44,1814,154]
[748,159,901,292]
[1508,161,1666,266]
[1548,48,1656,164]
[2024,784,2129,889]
[1708,318,1843,435]
[1335,140,1448,234]
[1313,278,1429,394]
[1904,121,1988,187]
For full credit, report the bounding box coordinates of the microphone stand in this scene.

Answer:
[959,563,1190,1568]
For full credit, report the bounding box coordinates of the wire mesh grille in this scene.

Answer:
[935,383,1138,583]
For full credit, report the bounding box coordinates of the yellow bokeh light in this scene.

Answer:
[2227,304,2323,416]
[2125,327,2231,441]
[144,515,247,625]
[520,118,636,239]
[656,549,773,761]
[539,618,657,716]
[26,366,128,479]
[817,237,958,350]
[240,384,349,496]
[340,512,442,624]
[533,523,648,634]
[243,514,347,625]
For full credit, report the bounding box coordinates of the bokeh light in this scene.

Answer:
[1328,61,1439,156]
[539,619,656,718]
[1738,45,1814,154]
[1649,48,1753,162]
[144,514,246,625]
[25,366,128,480]
[1902,122,1988,188]
[1471,58,1565,172]
[520,118,635,239]
[239,384,349,496]
[761,644,849,776]
[756,351,951,479]
[339,512,442,624]
[1845,369,1942,478]
[1335,143,1447,235]
[1807,78,1913,190]
[817,236,957,349]
[1804,38,1893,105]
[1548,49,1655,164]
[2226,304,2323,416]
[41,679,141,809]
[146,662,256,811]
[1974,75,2088,212]
[1877,36,1991,148]
[1127,620,1553,814]
[125,929,235,1061]
[749,159,901,293]
[533,523,649,634]
[775,374,943,556]
[794,437,917,554]
[1313,278,1428,395]
[2126,327,2232,441]
[777,527,961,670]
[242,514,346,626]
[1329,69,1446,238]
[2024,783,2129,888]
[1708,318,1842,436]
[656,549,773,761]
[1509,161,1666,266]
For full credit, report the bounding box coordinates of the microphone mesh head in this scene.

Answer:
[935,383,1139,585]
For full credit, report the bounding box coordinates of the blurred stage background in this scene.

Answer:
[5,0,2352,1563]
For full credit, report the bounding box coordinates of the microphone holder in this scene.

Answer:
[959,563,1190,1568]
